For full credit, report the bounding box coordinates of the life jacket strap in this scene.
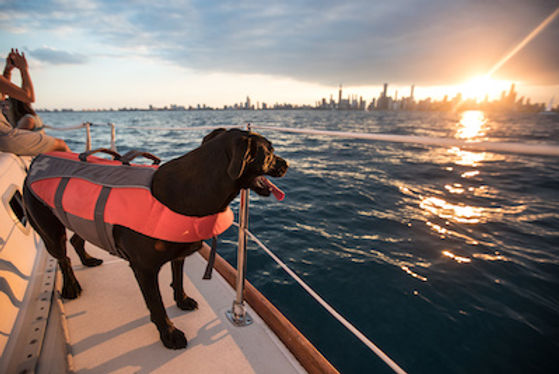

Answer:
[92,186,114,256]
[54,177,72,229]
[93,186,128,259]
[203,236,218,280]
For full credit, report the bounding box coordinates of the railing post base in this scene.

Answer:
[226,301,253,327]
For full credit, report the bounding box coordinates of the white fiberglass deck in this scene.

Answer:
[62,241,306,374]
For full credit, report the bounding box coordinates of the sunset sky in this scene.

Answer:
[1,0,558,109]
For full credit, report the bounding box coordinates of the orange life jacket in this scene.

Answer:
[26,152,233,258]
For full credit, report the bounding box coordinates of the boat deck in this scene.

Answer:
[61,240,306,373]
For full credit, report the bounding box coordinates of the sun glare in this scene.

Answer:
[460,75,512,101]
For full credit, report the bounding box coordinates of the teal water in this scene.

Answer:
[41,110,559,373]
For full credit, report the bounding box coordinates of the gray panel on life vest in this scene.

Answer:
[65,213,105,250]
[64,212,123,259]
[27,154,155,190]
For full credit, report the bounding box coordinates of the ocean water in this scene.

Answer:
[41,110,559,374]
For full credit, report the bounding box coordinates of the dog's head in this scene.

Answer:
[203,128,288,196]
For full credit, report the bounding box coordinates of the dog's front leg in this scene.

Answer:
[130,265,187,349]
[171,258,198,311]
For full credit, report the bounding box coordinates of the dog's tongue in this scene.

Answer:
[259,177,285,201]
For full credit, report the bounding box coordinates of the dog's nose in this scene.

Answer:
[273,157,288,176]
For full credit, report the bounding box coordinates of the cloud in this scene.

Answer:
[29,47,88,65]
[167,0,559,85]
[2,0,558,85]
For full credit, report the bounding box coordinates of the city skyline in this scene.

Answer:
[1,1,558,109]
[37,81,556,113]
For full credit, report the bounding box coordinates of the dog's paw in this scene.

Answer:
[160,327,187,349]
[81,256,103,267]
[61,281,82,299]
[177,296,198,311]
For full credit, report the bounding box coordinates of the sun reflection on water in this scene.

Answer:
[447,110,493,167]
[448,146,488,167]
[461,170,480,178]
[442,250,472,264]
[419,110,493,225]
[400,265,428,282]
[420,196,484,224]
[456,110,487,140]
[444,183,465,194]
[394,110,525,280]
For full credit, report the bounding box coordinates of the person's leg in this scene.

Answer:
[50,138,71,152]
[16,115,36,130]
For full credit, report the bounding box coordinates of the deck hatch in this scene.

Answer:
[9,189,27,227]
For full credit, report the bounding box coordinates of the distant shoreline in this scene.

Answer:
[37,107,557,114]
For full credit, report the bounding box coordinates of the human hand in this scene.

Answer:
[5,54,15,70]
[4,51,15,74]
[9,49,29,71]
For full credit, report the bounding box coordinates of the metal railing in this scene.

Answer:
[44,122,117,152]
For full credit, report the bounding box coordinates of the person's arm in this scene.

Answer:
[11,49,34,103]
[0,75,34,103]
[1,53,13,100]
[0,49,34,103]
[3,54,13,80]
[49,138,71,152]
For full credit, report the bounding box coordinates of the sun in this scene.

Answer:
[460,75,513,102]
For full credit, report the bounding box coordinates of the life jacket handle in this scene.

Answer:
[121,150,161,166]
[79,148,122,162]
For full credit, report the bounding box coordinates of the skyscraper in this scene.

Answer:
[377,83,390,110]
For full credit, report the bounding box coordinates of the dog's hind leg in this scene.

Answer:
[131,264,188,349]
[23,185,82,299]
[69,234,103,267]
[171,258,198,311]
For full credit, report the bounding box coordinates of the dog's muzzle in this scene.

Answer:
[268,156,288,178]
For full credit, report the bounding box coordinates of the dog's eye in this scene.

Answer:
[265,153,275,167]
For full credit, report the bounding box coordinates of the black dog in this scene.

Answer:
[23,128,288,349]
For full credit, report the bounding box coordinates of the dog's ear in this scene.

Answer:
[227,136,251,180]
[202,128,226,145]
